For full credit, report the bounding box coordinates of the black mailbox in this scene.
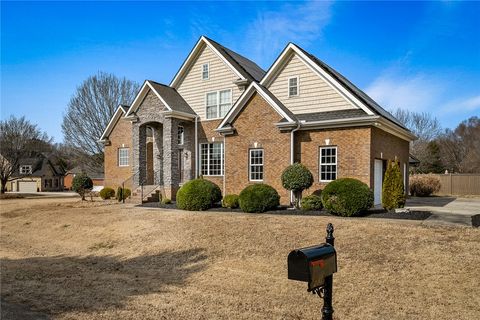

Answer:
[288,243,337,291]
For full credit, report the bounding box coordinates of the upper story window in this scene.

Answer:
[249,149,264,181]
[177,126,184,145]
[206,89,232,119]
[202,63,209,80]
[200,142,224,176]
[319,146,337,182]
[288,76,299,97]
[118,148,129,167]
[20,165,32,175]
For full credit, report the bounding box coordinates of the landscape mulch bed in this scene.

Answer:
[142,202,432,221]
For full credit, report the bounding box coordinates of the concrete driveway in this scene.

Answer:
[406,196,480,227]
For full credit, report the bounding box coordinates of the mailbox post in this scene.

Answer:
[287,223,336,320]
[321,223,335,320]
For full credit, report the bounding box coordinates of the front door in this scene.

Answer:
[374,159,383,205]
[146,141,154,185]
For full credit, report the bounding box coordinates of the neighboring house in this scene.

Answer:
[99,36,415,205]
[6,155,65,192]
[64,165,105,190]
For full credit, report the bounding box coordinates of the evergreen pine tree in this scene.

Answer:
[382,160,406,210]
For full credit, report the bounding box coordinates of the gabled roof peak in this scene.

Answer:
[170,36,265,88]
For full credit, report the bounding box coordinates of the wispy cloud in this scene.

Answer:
[365,70,480,127]
[243,0,333,67]
[365,72,443,112]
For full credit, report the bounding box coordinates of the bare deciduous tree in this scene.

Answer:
[62,72,139,168]
[438,116,480,173]
[0,116,52,193]
[392,109,444,173]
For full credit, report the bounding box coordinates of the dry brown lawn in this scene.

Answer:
[1,197,479,320]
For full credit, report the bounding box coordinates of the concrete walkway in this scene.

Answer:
[405,196,480,227]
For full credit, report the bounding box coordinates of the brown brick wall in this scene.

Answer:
[224,93,291,204]
[296,127,372,194]
[370,126,410,190]
[104,117,133,188]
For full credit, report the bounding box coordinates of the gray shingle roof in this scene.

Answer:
[205,36,266,82]
[148,81,196,115]
[293,44,409,131]
[279,109,369,123]
[256,84,297,122]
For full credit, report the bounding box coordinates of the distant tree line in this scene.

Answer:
[392,109,480,174]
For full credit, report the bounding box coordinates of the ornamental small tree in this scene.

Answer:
[382,160,406,210]
[72,173,93,200]
[281,163,314,208]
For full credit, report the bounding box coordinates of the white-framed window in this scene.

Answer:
[200,142,224,176]
[319,146,337,182]
[288,76,299,97]
[205,89,232,119]
[118,148,129,167]
[177,126,184,145]
[20,165,32,174]
[202,63,209,80]
[249,149,264,181]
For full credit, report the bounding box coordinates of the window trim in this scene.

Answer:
[249,148,264,182]
[118,147,129,167]
[200,142,224,176]
[319,146,337,182]
[204,88,233,120]
[177,125,184,145]
[20,165,32,175]
[202,63,209,80]
[288,76,299,97]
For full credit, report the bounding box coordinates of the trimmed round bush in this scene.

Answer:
[176,179,222,211]
[99,187,115,200]
[72,173,93,200]
[222,194,239,209]
[409,175,441,196]
[239,184,280,213]
[321,178,373,217]
[301,194,323,211]
[116,187,131,201]
[281,163,314,208]
[123,188,131,199]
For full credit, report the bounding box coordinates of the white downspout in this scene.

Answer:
[290,121,301,205]
[223,136,226,196]
[194,116,198,178]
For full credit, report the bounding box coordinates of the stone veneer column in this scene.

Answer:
[163,118,180,199]
[153,125,163,185]
[132,124,147,186]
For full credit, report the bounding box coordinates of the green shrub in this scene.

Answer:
[99,187,115,200]
[123,188,131,199]
[409,175,441,196]
[176,178,222,211]
[239,184,280,213]
[116,187,131,201]
[72,173,93,200]
[222,194,239,209]
[116,187,123,201]
[281,163,314,208]
[301,194,323,211]
[321,178,373,217]
[161,198,172,205]
[382,160,406,210]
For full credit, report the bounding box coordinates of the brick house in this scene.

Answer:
[99,36,415,205]
[6,154,65,192]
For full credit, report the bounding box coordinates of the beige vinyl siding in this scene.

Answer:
[176,44,243,120]
[268,53,357,114]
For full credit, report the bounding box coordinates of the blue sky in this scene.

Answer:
[1,1,479,142]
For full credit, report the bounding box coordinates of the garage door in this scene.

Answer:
[18,181,37,193]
